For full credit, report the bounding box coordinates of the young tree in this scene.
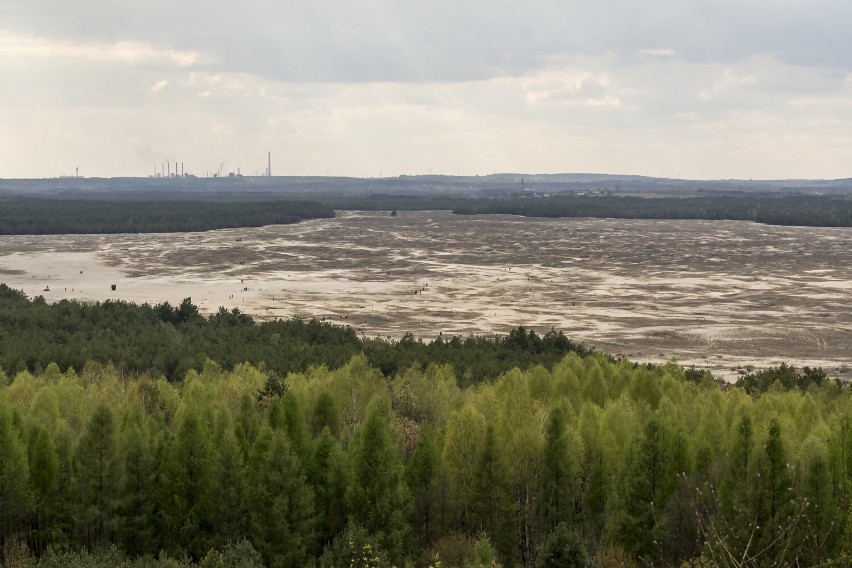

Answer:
[608,417,669,563]
[406,425,443,549]
[536,523,590,568]
[320,523,391,568]
[212,424,248,548]
[73,401,120,548]
[717,414,755,553]
[347,401,411,564]
[751,419,795,564]
[442,404,486,529]
[0,404,31,542]
[161,405,215,559]
[471,425,514,566]
[311,390,341,438]
[540,406,577,532]
[796,436,841,563]
[307,428,349,554]
[271,391,311,464]
[118,414,156,557]
[248,430,315,568]
[28,424,58,555]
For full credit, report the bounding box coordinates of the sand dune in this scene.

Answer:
[1,211,849,381]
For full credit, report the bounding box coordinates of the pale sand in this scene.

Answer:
[1,211,849,382]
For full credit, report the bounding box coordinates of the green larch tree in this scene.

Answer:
[406,425,443,549]
[248,430,315,568]
[442,403,486,529]
[0,404,31,542]
[161,405,215,559]
[118,412,156,557]
[608,417,669,563]
[311,390,341,437]
[307,427,349,555]
[212,422,249,548]
[796,435,841,564]
[540,406,578,532]
[28,424,58,555]
[750,418,796,565]
[471,425,514,567]
[347,400,411,564]
[73,401,120,548]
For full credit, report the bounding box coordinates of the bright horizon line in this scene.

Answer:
[2,172,851,183]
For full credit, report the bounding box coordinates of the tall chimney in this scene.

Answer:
[268,151,271,177]
[181,162,184,176]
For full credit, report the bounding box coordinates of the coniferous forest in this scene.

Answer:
[1,290,852,567]
[0,199,333,235]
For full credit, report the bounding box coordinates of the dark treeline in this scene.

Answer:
[0,198,333,234]
[450,194,852,227]
[0,285,588,385]
[3,192,852,235]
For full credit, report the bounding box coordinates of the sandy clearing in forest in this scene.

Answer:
[0,211,849,382]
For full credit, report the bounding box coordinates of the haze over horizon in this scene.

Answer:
[2,1,851,180]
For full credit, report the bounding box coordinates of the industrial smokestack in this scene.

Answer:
[268,151,271,177]
[181,162,184,176]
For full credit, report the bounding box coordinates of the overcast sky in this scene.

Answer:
[1,0,851,179]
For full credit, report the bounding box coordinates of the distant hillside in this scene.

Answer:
[1,173,850,200]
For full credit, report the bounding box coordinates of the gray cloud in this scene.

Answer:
[5,0,851,83]
[1,0,851,179]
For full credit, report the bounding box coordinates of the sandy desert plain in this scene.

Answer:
[0,210,849,381]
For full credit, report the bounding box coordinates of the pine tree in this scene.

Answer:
[536,523,590,568]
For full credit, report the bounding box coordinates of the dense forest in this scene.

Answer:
[449,195,852,228]
[0,289,851,567]
[0,285,588,385]
[0,199,333,234]
[1,192,851,235]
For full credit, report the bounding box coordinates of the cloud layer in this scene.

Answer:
[1,1,851,178]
